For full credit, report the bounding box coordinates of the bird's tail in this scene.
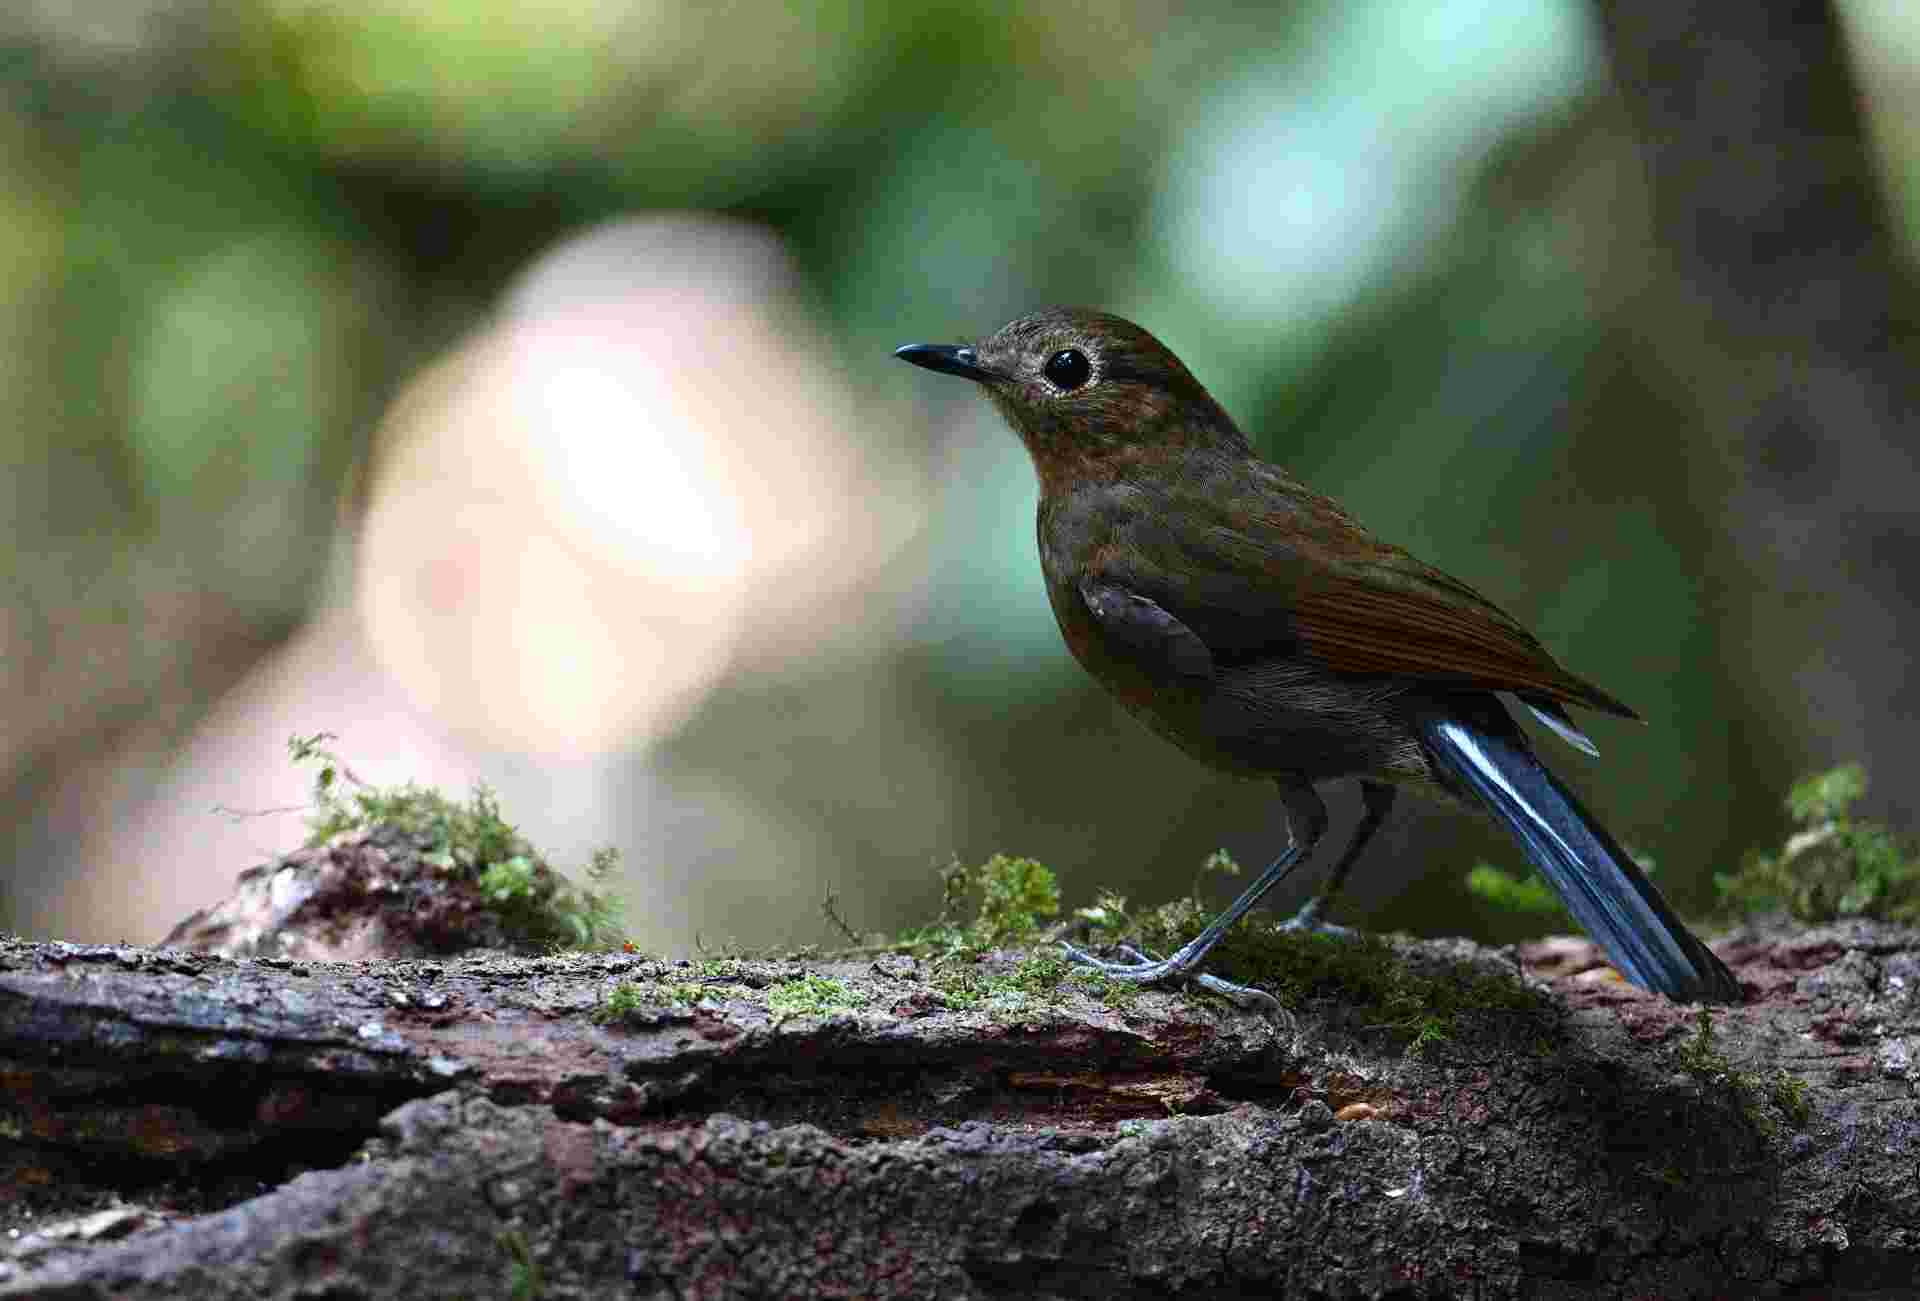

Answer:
[1414,700,1741,1004]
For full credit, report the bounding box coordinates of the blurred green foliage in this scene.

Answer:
[1464,863,1568,922]
[1717,764,1920,924]
[2,0,1902,949]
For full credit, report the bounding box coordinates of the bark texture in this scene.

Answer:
[2,919,1918,1299]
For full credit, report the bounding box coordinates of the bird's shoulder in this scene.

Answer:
[1045,451,1456,601]
[1041,450,1345,545]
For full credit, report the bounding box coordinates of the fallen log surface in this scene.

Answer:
[2,918,1917,1299]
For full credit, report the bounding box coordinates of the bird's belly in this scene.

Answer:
[1041,569,1432,785]
[1079,642,1427,785]
[1166,689,1419,783]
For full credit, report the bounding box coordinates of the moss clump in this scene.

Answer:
[929,953,1053,1010]
[927,947,1139,1013]
[1675,1006,1739,1086]
[905,848,1541,1031]
[501,1228,541,1301]
[1002,951,1072,999]
[289,732,624,950]
[590,979,719,1025]
[593,981,647,1023]
[896,854,1171,1011]
[899,854,1062,957]
[1768,1069,1812,1129]
[1082,860,1549,1050]
[766,974,868,1023]
[1717,763,1920,923]
[977,854,1061,944]
[1060,964,1141,1010]
[926,963,991,1009]
[1674,1007,1813,1137]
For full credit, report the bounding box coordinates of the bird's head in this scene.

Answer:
[895,308,1247,479]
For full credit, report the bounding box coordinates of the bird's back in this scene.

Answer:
[1036,448,1628,785]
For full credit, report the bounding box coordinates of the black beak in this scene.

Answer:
[893,342,997,383]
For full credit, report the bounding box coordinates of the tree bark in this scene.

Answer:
[2,920,1917,1299]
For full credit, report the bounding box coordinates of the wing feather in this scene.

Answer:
[1088,463,1638,720]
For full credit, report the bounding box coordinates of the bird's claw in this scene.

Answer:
[1058,940,1282,1013]
[1277,900,1350,936]
[1057,938,1184,982]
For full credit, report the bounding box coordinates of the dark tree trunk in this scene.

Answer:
[1589,1,1920,819]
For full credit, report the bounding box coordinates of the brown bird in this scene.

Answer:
[895,308,1740,1005]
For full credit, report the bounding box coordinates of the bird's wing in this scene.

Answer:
[1094,468,1638,720]
[1077,579,1215,680]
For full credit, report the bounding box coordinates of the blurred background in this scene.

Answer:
[3,0,1917,954]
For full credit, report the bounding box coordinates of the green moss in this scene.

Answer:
[287,732,625,950]
[924,946,1142,1014]
[929,953,1057,1010]
[590,979,720,1024]
[1675,1008,1766,1136]
[1064,965,1142,1010]
[1676,1007,1736,1084]
[1717,763,1920,923]
[1081,883,1548,1050]
[592,981,646,1024]
[897,853,1063,959]
[1004,951,1070,997]
[1673,1008,1813,1137]
[766,973,868,1022]
[1405,1018,1450,1057]
[501,1228,541,1301]
[1011,952,1140,1005]
[1767,1069,1812,1129]
[976,854,1060,943]
[927,963,989,1009]
[903,847,1544,1033]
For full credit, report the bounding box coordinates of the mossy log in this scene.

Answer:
[2,919,1918,1299]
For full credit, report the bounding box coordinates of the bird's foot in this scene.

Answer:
[1057,938,1187,983]
[1058,939,1282,1013]
[1276,899,1350,936]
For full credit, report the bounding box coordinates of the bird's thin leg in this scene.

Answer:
[1281,780,1396,933]
[1061,777,1329,988]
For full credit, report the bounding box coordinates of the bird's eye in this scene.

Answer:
[1042,348,1092,391]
